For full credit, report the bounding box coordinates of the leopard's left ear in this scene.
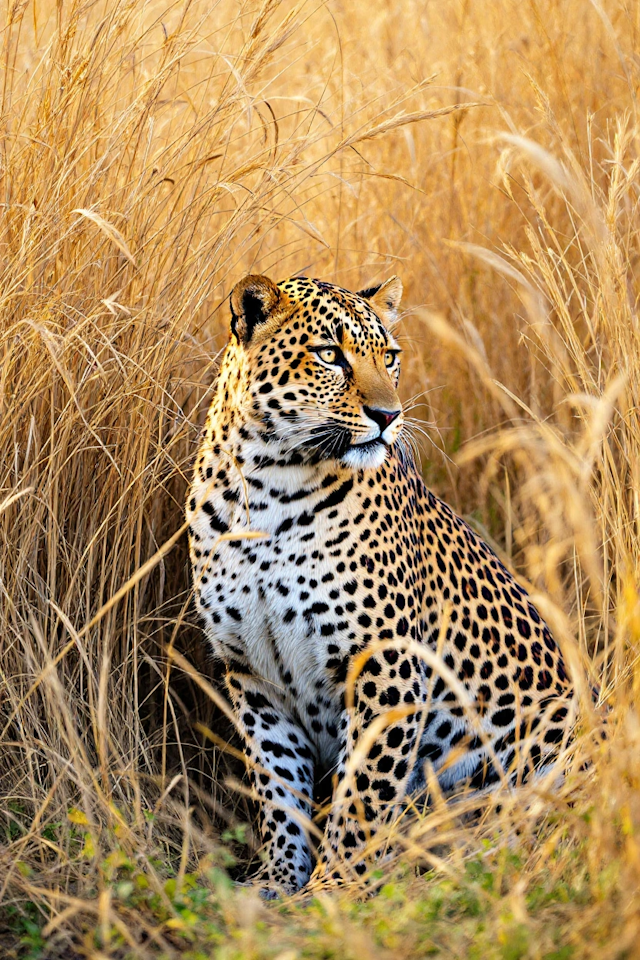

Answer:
[357,276,403,326]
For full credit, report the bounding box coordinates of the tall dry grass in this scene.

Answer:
[1,0,640,956]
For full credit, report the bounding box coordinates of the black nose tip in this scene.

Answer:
[363,405,401,433]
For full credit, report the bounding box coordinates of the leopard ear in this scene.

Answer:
[229,274,282,344]
[358,276,403,326]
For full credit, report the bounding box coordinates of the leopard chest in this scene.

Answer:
[197,526,343,678]
[189,470,365,743]
[188,449,429,744]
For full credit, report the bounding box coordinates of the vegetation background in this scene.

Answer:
[1,0,640,956]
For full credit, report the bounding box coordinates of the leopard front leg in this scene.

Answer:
[226,670,316,897]
[313,649,425,887]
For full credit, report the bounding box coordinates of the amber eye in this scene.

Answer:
[384,349,399,368]
[316,346,342,365]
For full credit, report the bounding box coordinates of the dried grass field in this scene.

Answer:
[1,0,640,956]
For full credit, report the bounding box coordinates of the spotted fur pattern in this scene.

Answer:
[187,274,572,895]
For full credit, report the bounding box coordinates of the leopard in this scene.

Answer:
[186,272,573,897]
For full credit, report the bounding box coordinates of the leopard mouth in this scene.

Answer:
[349,437,387,452]
[298,425,389,465]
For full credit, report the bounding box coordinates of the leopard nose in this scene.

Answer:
[363,405,402,433]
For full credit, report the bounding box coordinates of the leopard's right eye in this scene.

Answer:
[314,346,344,366]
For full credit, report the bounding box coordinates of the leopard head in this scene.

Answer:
[227,273,405,469]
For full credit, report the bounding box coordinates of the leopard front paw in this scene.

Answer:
[308,859,347,893]
[236,866,307,900]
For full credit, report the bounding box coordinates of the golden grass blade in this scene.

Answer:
[0,486,33,514]
[72,208,137,267]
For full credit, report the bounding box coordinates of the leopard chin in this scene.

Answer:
[340,439,389,470]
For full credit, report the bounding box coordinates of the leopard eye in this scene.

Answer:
[316,346,343,365]
[384,349,399,368]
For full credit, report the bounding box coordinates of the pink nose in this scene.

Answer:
[363,406,401,432]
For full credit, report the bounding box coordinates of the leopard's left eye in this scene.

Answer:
[384,350,399,368]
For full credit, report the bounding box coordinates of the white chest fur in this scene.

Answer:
[187,452,367,761]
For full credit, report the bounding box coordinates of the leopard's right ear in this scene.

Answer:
[358,276,403,327]
[229,275,282,344]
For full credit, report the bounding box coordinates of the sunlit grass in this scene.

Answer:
[1,0,640,956]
